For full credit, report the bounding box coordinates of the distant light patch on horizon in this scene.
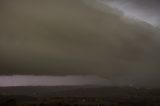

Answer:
[0,75,111,87]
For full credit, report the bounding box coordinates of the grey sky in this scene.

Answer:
[98,0,160,26]
[0,75,111,87]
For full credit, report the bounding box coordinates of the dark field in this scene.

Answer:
[0,86,160,106]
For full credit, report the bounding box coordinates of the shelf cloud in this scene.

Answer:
[0,0,160,86]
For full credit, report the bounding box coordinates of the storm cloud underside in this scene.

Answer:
[0,0,160,86]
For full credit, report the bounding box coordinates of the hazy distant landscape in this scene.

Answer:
[0,86,160,106]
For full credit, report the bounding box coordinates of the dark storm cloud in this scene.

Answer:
[0,0,160,86]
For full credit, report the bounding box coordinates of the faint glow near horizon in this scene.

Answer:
[0,75,111,87]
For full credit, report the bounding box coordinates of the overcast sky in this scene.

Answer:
[0,0,160,87]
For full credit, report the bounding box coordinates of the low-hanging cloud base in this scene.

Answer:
[0,0,160,87]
